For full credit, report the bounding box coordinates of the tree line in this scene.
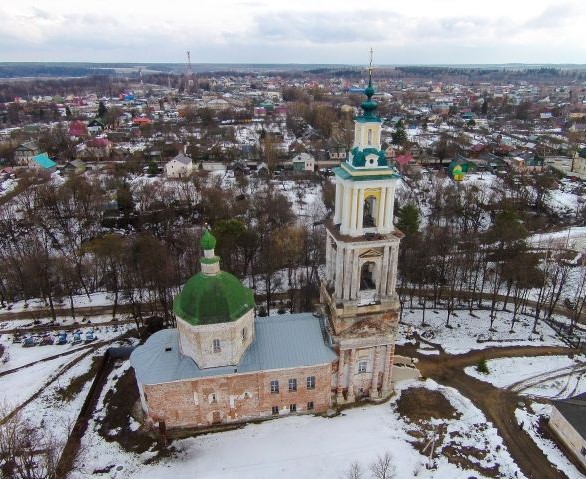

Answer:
[0,172,325,329]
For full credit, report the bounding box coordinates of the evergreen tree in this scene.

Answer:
[391,125,408,146]
[396,203,420,236]
[98,100,108,119]
[481,98,488,115]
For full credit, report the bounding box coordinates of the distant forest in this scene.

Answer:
[1,63,586,102]
[0,64,118,79]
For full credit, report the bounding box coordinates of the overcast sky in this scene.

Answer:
[1,0,585,64]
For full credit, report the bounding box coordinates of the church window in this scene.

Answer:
[242,327,247,341]
[582,446,586,456]
[367,129,373,145]
[306,376,316,390]
[289,404,297,413]
[307,401,314,411]
[363,196,376,227]
[270,380,279,393]
[288,378,297,392]
[212,339,221,353]
[360,262,376,290]
[358,361,367,373]
[210,393,217,403]
[272,406,279,415]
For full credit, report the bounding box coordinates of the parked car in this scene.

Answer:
[57,332,68,345]
[39,334,54,346]
[72,332,82,345]
[22,336,36,347]
[85,330,96,343]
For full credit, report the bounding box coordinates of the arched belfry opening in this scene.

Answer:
[360,261,376,290]
[363,196,377,227]
[367,129,373,146]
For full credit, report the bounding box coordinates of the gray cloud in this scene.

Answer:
[524,4,580,29]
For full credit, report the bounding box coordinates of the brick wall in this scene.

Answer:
[140,363,332,429]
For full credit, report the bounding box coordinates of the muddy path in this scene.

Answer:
[397,343,580,479]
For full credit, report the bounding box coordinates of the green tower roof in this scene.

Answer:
[200,229,217,250]
[174,271,255,326]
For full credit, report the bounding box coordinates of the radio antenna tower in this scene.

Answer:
[186,51,195,92]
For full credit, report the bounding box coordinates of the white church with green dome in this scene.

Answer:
[130,65,414,431]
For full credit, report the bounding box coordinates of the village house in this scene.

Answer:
[14,141,43,166]
[87,118,105,135]
[291,152,315,172]
[28,152,57,173]
[166,153,194,178]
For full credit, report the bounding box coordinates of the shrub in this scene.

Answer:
[476,358,489,374]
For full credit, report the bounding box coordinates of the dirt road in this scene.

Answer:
[397,342,579,479]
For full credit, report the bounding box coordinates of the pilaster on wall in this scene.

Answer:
[347,349,356,402]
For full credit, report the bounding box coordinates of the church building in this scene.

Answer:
[130,67,407,430]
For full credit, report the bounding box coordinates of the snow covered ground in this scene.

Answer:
[398,306,567,354]
[464,355,586,399]
[516,403,585,479]
[74,378,525,479]
[0,313,131,333]
[0,350,87,407]
[2,291,118,314]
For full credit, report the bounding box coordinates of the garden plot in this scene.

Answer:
[73,378,525,479]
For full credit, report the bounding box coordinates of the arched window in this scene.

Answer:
[360,262,376,290]
[367,129,373,145]
[363,196,376,227]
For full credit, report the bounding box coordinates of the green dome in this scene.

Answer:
[174,271,255,326]
[200,230,217,250]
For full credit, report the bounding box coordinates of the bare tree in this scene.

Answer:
[0,403,60,479]
[370,452,395,479]
[344,462,363,479]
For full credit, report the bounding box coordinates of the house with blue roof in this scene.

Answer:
[28,152,57,173]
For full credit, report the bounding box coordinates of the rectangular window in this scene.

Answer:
[270,380,279,393]
[288,378,297,392]
[582,446,586,456]
[290,403,297,413]
[242,327,247,341]
[272,406,279,415]
[306,376,316,390]
[212,339,221,353]
[358,361,367,373]
[307,401,314,411]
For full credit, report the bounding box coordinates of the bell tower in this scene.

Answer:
[321,51,403,403]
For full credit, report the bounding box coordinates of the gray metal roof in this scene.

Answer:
[171,153,193,165]
[553,392,586,438]
[131,313,337,385]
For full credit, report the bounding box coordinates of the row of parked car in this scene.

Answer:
[15,330,97,347]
